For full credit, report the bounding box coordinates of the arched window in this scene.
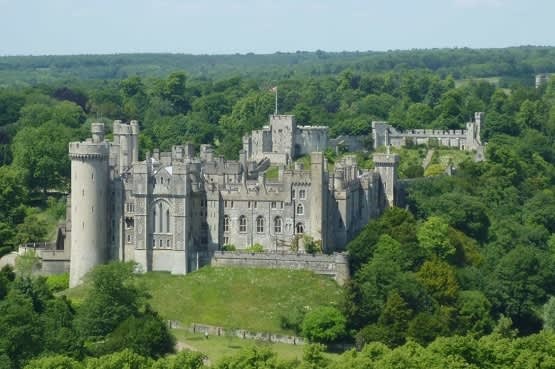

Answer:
[274,217,282,233]
[239,215,247,233]
[296,223,304,234]
[296,203,304,215]
[158,203,163,232]
[224,215,230,233]
[256,216,264,233]
[154,201,171,233]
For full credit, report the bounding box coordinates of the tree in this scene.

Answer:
[103,307,175,358]
[23,355,83,369]
[543,296,555,333]
[151,350,205,369]
[0,291,43,367]
[301,306,347,343]
[84,349,152,369]
[12,121,73,192]
[487,246,554,334]
[417,216,456,260]
[75,262,146,339]
[416,259,460,305]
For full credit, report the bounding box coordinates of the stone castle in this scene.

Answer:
[372,112,485,160]
[67,115,400,287]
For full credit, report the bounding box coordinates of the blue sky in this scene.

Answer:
[0,0,553,55]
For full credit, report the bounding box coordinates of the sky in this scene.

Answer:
[0,0,554,55]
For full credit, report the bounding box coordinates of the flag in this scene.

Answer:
[270,86,277,93]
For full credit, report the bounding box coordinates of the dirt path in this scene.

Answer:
[422,149,435,169]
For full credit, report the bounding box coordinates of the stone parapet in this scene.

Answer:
[211,251,350,285]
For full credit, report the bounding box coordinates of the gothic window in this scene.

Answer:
[239,215,247,233]
[256,216,264,233]
[292,189,296,199]
[158,203,163,232]
[299,189,306,199]
[274,217,282,233]
[154,201,171,233]
[224,215,230,233]
[296,222,304,234]
[296,203,304,215]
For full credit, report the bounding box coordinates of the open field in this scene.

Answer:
[64,266,343,334]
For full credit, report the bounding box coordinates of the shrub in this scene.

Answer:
[245,243,264,253]
[221,244,236,251]
[301,306,347,343]
[46,273,69,293]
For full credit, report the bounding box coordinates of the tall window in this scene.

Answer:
[292,189,296,199]
[224,215,230,233]
[299,189,306,199]
[274,217,282,233]
[154,201,171,233]
[256,216,264,233]
[239,216,247,233]
[158,203,163,232]
[296,203,304,215]
[296,223,304,234]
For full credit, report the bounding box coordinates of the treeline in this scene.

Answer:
[1,46,555,85]
[1,51,555,262]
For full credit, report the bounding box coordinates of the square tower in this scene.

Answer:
[269,115,296,160]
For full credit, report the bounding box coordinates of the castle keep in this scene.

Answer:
[67,115,399,287]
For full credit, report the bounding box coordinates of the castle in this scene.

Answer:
[67,115,399,287]
[372,112,485,160]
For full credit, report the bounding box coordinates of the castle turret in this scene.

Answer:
[373,150,399,208]
[69,123,110,287]
[310,152,326,248]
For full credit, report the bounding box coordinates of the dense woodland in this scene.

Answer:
[2,47,555,368]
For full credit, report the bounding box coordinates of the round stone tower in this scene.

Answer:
[69,123,110,287]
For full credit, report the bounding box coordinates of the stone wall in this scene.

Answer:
[211,251,350,285]
[189,323,306,345]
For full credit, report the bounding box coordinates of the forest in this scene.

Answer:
[1,47,555,368]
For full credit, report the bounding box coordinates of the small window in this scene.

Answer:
[127,234,132,243]
[161,177,164,184]
[296,203,304,215]
[224,200,228,208]
[256,216,264,233]
[274,217,282,233]
[299,189,306,200]
[292,189,296,199]
[166,240,170,248]
[239,216,247,233]
[159,240,163,247]
[224,236,229,245]
[224,215,230,233]
[296,223,304,234]
[271,201,277,209]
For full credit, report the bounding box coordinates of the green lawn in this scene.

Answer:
[64,266,343,335]
[171,330,340,364]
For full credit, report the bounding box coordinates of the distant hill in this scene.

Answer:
[64,266,343,334]
[1,46,555,85]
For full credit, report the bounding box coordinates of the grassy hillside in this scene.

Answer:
[65,266,343,334]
